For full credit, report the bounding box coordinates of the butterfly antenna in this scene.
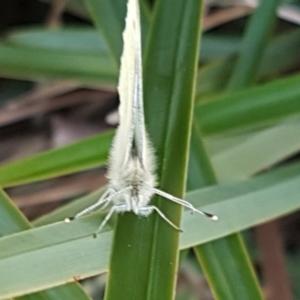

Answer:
[195,209,218,221]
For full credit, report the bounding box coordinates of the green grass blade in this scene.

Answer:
[181,161,300,245]
[257,28,300,77]
[0,189,91,300]
[33,188,104,226]
[0,42,116,85]
[1,162,300,298]
[0,31,300,136]
[209,119,300,181]
[226,0,282,90]
[84,0,150,64]
[7,27,107,53]
[36,285,92,300]
[0,217,111,300]
[84,0,126,64]
[0,190,31,236]
[196,72,300,136]
[191,1,281,298]
[194,234,261,299]
[104,1,202,299]
[1,118,300,189]
[197,28,300,98]
[36,119,300,227]
[188,124,263,299]
[187,121,217,190]
[15,284,92,300]
[0,131,112,187]
[1,116,300,189]
[65,0,90,19]
[2,23,300,95]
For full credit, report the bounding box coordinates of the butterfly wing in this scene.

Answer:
[108,0,138,173]
[109,0,155,176]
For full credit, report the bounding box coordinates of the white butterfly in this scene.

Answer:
[66,0,217,232]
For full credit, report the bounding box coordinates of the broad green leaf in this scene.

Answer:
[1,162,300,299]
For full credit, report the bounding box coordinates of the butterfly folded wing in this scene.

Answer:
[108,0,156,190]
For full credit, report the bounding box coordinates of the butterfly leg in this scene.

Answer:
[152,188,218,221]
[140,206,182,232]
[65,187,132,222]
[98,189,118,211]
[94,204,127,237]
[65,188,113,222]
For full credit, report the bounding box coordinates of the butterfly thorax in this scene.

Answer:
[107,155,156,211]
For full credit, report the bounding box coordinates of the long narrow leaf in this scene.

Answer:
[209,119,300,181]
[197,72,300,136]
[191,0,282,298]
[84,0,150,64]
[0,131,112,187]
[197,28,300,98]
[226,0,282,90]
[0,189,91,300]
[0,43,116,86]
[189,124,263,299]
[103,0,202,299]
[1,25,300,92]
[2,115,300,188]
[84,0,126,63]
[31,119,300,229]
[1,162,300,299]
